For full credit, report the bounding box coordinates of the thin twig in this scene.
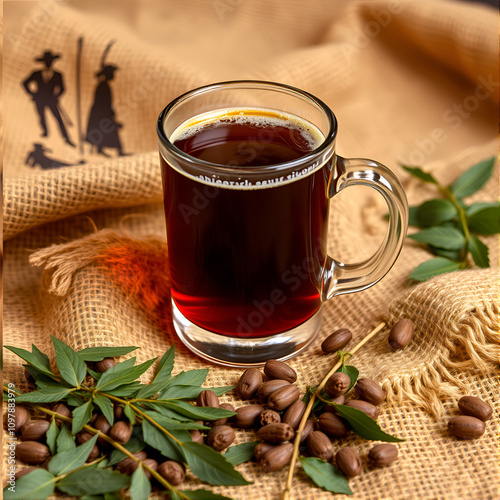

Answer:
[281,321,386,500]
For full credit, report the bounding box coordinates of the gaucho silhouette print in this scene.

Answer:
[85,41,127,157]
[22,50,75,146]
[25,143,84,169]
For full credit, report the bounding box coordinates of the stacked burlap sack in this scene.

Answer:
[4,1,498,498]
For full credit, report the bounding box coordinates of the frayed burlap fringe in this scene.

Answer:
[30,228,166,296]
[378,268,499,418]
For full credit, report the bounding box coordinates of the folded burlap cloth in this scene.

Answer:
[4,0,498,499]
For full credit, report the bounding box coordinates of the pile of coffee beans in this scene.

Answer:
[447,396,492,440]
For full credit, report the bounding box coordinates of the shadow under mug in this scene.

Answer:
[157,80,408,367]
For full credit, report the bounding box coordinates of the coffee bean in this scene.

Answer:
[318,412,350,438]
[448,416,485,439]
[16,441,50,465]
[88,444,100,461]
[257,379,290,402]
[94,414,112,446]
[254,442,275,462]
[142,458,158,479]
[206,425,235,451]
[388,319,414,350]
[282,399,306,430]
[76,431,94,445]
[233,405,264,428]
[267,384,300,411]
[369,444,398,467]
[259,409,281,426]
[116,451,147,474]
[336,447,362,477]
[307,431,334,462]
[345,400,379,420]
[299,419,316,444]
[114,404,125,421]
[325,372,351,398]
[213,403,235,427]
[197,390,220,408]
[257,423,294,443]
[109,420,133,445]
[189,429,204,444]
[158,460,185,486]
[14,467,37,480]
[13,405,30,433]
[20,420,50,441]
[49,403,72,425]
[321,328,352,354]
[95,357,116,373]
[237,368,263,399]
[264,360,297,383]
[260,442,294,472]
[354,378,386,406]
[324,395,346,412]
[458,396,493,422]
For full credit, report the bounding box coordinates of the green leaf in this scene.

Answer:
[144,402,194,421]
[57,468,130,496]
[87,367,102,381]
[134,345,176,399]
[96,358,156,392]
[467,234,490,268]
[141,419,186,462]
[451,157,495,199]
[402,165,439,184]
[4,345,54,377]
[159,369,209,392]
[23,365,59,388]
[104,493,122,500]
[56,424,76,453]
[93,393,114,427]
[77,346,139,362]
[105,382,143,397]
[51,336,87,388]
[16,386,73,403]
[108,438,146,466]
[155,400,235,421]
[65,394,86,407]
[129,466,151,500]
[124,404,136,425]
[410,257,463,281]
[72,399,94,434]
[299,456,352,495]
[46,418,59,455]
[183,442,252,486]
[49,434,98,475]
[467,203,500,235]
[224,441,258,465]
[337,364,359,392]
[408,226,465,250]
[159,385,235,400]
[81,496,105,500]
[428,245,464,261]
[3,468,56,500]
[407,206,420,227]
[182,490,235,500]
[331,403,404,442]
[415,199,457,227]
[143,411,208,431]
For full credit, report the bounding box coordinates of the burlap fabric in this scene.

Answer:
[3,1,499,499]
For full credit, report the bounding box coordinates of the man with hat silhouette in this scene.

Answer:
[22,50,75,146]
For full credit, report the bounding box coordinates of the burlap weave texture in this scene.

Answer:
[3,0,499,499]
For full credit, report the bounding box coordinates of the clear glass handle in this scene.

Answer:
[322,155,408,300]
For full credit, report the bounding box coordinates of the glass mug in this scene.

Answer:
[157,81,408,367]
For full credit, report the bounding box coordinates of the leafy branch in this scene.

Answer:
[402,157,498,281]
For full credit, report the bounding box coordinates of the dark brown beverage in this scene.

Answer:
[161,109,329,338]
